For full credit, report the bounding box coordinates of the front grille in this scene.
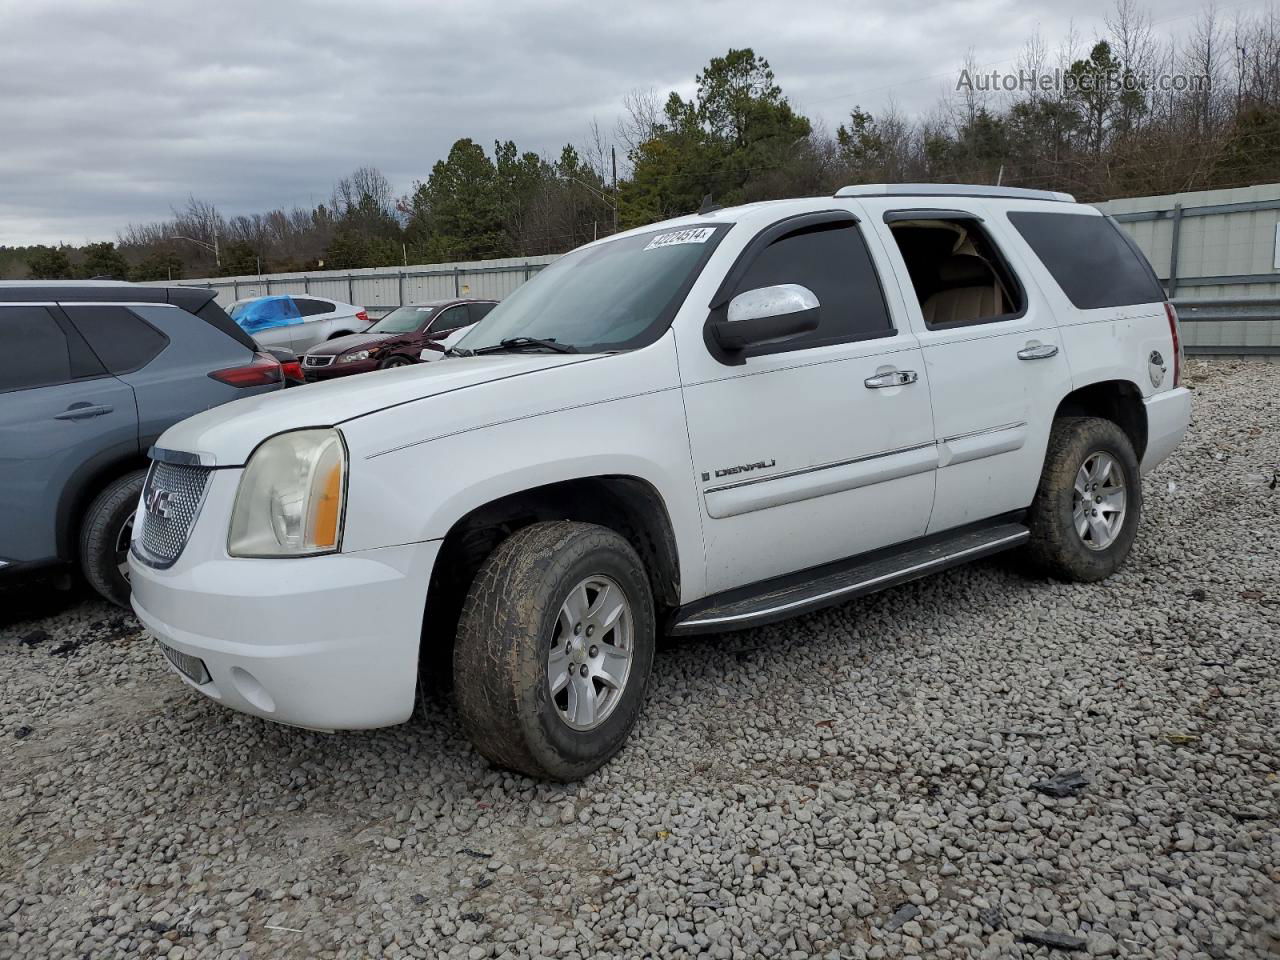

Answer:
[303,354,334,367]
[136,461,213,568]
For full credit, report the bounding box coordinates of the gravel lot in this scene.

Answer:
[2,358,1278,960]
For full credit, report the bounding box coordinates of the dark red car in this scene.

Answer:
[300,298,497,380]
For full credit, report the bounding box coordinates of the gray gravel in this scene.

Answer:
[3,357,1278,960]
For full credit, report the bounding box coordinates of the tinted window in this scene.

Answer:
[293,297,334,317]
[468,302,497,323]
[431,305,472,334]
[731,222,893,351]
[64,305,169,374]
[1008,211,1165,309]
[0,306,73,392]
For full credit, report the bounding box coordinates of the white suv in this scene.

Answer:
[129,184,1191,781]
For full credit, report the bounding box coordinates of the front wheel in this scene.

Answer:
[453,521,655,781]
[379,355,414,369]
[1025,416,1142,582]
[80,469,147,607]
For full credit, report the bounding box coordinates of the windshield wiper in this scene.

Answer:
[443,346,473,357]
[472,337,578,355]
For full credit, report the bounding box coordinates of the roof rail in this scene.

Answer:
[834,183,1075,203]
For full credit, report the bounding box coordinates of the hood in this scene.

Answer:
[304,331,394,357]
[156,353,597,465]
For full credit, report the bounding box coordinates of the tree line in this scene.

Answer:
[8,0,1280,282]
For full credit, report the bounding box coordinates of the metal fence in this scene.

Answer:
[1099,184,1280,354]
[145,254,561,312]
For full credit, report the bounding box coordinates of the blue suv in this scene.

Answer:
[0,281,284,606]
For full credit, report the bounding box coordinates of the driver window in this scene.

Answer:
[430,305,471,334]
[730,222,894,355]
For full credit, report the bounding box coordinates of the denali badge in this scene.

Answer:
[702,459,777,482]
[145,487,173,519]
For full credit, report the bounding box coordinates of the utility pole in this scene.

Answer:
[611,145,619,234]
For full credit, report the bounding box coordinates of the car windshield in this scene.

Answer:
[370,305,436,333]
[456,225,726,353]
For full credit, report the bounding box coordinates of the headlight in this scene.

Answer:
[339,350,370,364]
[228,429,346,557]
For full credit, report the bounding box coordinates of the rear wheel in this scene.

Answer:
[80,470,146,607]
[453,521,655,781]
[1025,416,1142,582]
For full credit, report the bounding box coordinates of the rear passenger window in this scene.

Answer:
[1008,211,1165,309]
[731,222,893,352]
[293,298,334,317]
[887,217,1025,329]
[0,306,73,392]
[64,306,169,374]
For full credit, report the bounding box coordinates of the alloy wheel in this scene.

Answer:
[1073,452,1127,550]
[547,575,634,731]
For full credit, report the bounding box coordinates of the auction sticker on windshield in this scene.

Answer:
[644,227,715,250]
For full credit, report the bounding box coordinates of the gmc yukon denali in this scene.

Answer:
[128,184,1192,781]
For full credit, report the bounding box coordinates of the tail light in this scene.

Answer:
[1163,302,1183,387]
[279,359,305,384]
[356,310,370,325]
[209,352,283,387]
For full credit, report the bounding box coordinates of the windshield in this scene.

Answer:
[370,305,436,333]
[457,225,726,353]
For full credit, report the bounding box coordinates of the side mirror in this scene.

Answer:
[712,284,820,351]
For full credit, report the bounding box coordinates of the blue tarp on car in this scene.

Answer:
[229,296,301,333]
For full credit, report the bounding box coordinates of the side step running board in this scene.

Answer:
[669,522,1029,635]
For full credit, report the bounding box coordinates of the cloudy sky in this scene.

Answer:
[1,0,1216,245]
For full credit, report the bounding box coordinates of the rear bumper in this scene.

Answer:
[129,541,440,730]
[1141,387,1192,475]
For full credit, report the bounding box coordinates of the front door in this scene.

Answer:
[678,214,938,594]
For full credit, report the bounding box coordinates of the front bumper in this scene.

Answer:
[1141,386,1192,475]
[129,480,441,730]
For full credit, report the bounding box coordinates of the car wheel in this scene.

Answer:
[380,355,414,369]
[1025,416,1142,582]
[80,469,147,607]
[453,521,655,781]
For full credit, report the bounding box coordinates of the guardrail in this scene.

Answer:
[1173,298,1280,355]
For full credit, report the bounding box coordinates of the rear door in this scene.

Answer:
[867,205,1072,533]
[0,304,136,566]
[291,297,340,349]
[63,303,265,450]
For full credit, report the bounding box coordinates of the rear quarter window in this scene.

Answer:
[64,305,169,374]
[1007,211,1165,310]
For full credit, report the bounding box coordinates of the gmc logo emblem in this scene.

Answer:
[145,487,172,519]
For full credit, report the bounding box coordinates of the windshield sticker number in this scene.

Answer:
[644,227,715,250]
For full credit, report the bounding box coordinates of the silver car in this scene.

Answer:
[228,295,372,353]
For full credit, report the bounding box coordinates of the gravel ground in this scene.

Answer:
[2,357,1278,960]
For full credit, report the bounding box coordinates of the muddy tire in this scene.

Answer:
[80,470,146,608]
[1025,416,1142,582]
[453,521,655,781]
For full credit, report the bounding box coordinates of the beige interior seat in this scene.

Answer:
[921,254,1005,326]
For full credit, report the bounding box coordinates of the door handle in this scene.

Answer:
[1017,343,1059,361]
[864,370,918,389]
[55,403,113,421]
